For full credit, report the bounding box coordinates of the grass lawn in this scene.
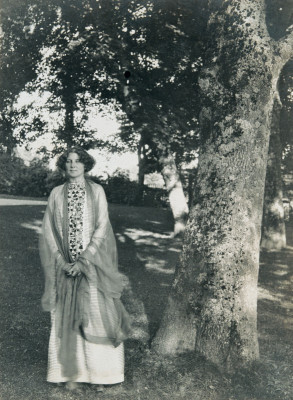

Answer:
[0,197,292,400]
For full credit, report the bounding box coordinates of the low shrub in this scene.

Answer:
[0,154,52,197]
[106,171,139,205]
[0,154,26,195]
[142,186,168,208]
[16,159,50,197]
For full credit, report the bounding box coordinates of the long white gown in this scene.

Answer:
[46,183,124,384]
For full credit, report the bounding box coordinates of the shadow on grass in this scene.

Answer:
[110,204,180,335]
[108,204,182,384]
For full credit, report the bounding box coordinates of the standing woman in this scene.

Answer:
[39,147,131,390]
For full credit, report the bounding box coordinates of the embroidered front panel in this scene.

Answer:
[67,182,86,261]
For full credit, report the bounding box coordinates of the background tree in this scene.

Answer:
[261,97,287,250]
[25,0,121,150]
[260,1,293,249]
[280,59,293,199]
[0,0,57,153]
[114,0,204,233]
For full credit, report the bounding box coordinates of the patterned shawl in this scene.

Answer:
[39,180,131,380]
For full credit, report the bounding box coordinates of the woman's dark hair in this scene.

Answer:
[56,146,96,173]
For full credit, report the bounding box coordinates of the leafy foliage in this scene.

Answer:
[0,0,57,152]
[0,0,203,171]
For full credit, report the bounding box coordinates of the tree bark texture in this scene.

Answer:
[261,98,286,250]
[153,0,293,370]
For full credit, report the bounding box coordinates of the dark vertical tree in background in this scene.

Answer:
[153,0,293,370]
[280,59,293,218]
[261,97,286,250]
[260,0,293,250]
[35,0,118,149]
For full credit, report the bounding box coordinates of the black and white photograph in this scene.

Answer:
[0,0,293,399]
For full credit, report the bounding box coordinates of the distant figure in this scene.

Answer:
[39,146,131,391]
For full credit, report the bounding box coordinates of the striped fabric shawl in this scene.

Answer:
[39,180,131,379]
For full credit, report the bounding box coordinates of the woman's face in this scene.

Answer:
[65,152,85,181]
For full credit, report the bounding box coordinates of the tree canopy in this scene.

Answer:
[0,1,203,162]
[0,0,292,167]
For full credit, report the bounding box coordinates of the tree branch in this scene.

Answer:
[277,25,293,63]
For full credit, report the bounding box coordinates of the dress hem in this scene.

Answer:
[47,374,124,385]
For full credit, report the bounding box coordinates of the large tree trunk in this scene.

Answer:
[261,98,286,250]
[153,0,293,370]
[159,150,189,236]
